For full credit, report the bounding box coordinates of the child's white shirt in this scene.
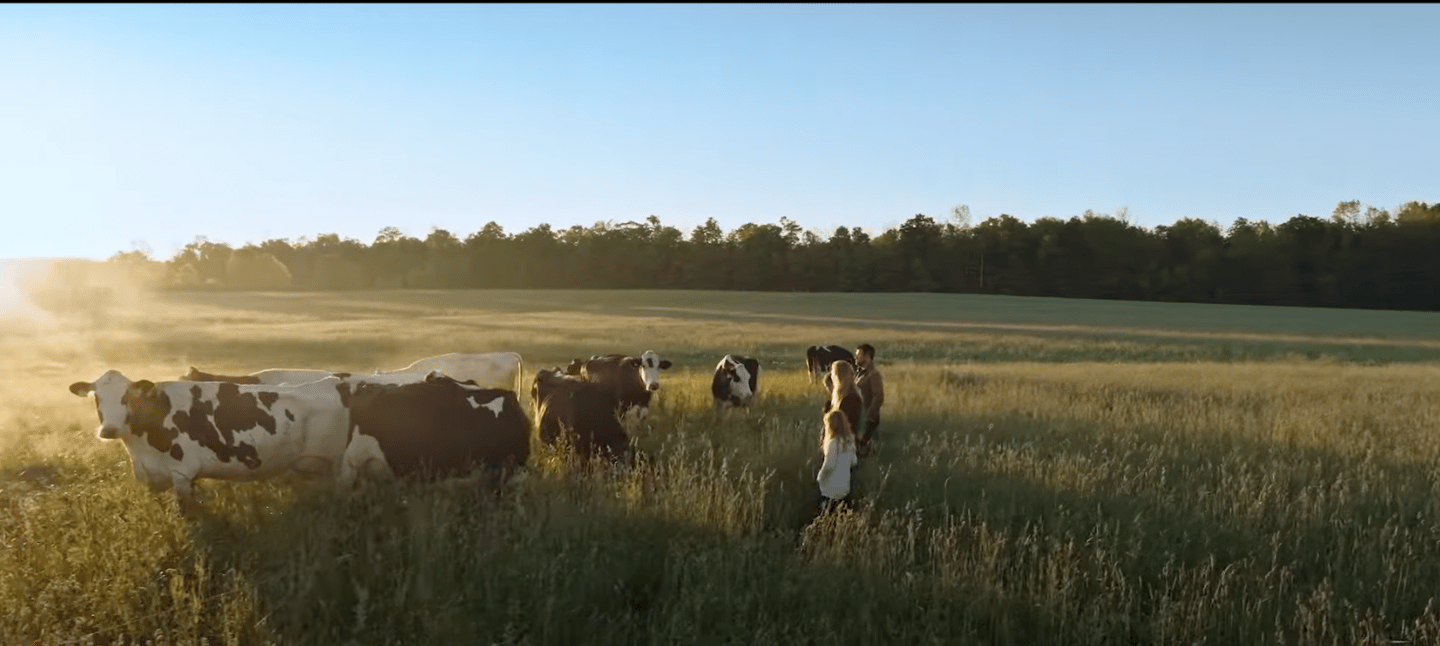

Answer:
[817,436,857,500]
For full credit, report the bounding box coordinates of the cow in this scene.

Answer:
[712,354,761,411]
[335,372,529,488]
[182,367,333,386]
[380,352,524,393]
[184,352,524,391]
[530,368,629,462]
[806,345,855,385]
[568,350,672,423]
[69,370,349,515]
[183,367,429,388]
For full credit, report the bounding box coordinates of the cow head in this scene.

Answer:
[564,359,585,376]
[717,356,753,403]
[531,367,576,406]
[69,370,160,440]
[636,350,671,392]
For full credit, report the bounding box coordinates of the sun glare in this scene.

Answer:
[0,260,50,323]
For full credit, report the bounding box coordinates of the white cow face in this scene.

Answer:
[68,370,149,440]
[637,350,672,392]
[719,356,753,402]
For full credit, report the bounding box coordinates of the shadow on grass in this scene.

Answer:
[865,386,1440,631]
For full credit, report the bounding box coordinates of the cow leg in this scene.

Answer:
[623,406,647,427]
[336,455,361,492]
[292,455,333,479]
[287,455,335,497]
[170,472,200,517]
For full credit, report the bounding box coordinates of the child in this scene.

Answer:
[816,410,858,512]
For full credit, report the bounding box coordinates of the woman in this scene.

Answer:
[822,360,863,446]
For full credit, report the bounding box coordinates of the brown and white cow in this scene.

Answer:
[69,370,349,515]
[530,367,630,462]
[335,372,530,489]
[566,350,672,423]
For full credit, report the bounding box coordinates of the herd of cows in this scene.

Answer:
[66,344,884,516]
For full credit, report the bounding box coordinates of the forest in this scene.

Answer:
[97,199,1440,312]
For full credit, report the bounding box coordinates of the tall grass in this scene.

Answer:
[2,290,1440,644]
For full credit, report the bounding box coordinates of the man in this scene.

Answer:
[854,343,885,457]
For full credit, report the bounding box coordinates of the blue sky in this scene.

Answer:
[2,4,1436,261]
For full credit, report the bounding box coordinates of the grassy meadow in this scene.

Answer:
[3,288,1440,645]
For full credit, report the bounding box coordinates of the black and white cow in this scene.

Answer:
[335,372,529,488]
[568,350,672,423]
[711,354,761,411]
[806,345,856,384]
[69,370,350,515]
[530,368,629,461]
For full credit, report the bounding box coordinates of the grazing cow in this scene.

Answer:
[569,350,672,423]
[335,372,529,487]
[381,352,524,393]
[712,354,761,411]
[530,368,629,461]
[822,361,863,449]
[69,370,349,515]
[806,345,856,385]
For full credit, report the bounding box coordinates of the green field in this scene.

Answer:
[4,289,1440,644]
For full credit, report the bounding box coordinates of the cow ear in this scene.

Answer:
[659,360,672,370]
[624,358,642,368]
[68,381,94,397]
[132,380,156,395]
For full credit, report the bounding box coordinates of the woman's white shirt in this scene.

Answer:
[817,436,857,500]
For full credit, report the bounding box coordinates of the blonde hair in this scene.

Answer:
[823,410,855,449]
[829,360,855,391]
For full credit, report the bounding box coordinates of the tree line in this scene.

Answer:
[97,200,1440,312]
